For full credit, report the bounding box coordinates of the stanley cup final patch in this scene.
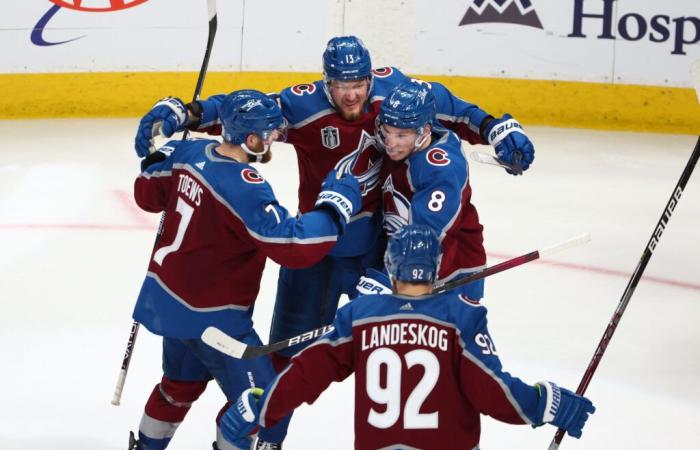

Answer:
[321,126,340,149]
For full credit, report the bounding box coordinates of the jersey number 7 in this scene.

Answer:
[153,197,195,265]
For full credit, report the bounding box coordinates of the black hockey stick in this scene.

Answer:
[183,0,218,140]
[111,0,218,406]
[548,64,700,447]
[202,233,591,359]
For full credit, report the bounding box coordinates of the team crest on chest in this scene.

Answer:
[382,175,411,235]
[321,126,341,149]
[334,130,382,196]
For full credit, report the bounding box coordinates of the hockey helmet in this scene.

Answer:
[384,224,440,283]
[219,90,287,148]
[322,36,373,82]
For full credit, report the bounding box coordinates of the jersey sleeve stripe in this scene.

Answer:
[457,331,534,425]
[172,163,338,245]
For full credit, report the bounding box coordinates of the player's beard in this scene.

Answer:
[339,106,363,121]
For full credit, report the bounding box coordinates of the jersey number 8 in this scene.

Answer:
[366,347,439,430]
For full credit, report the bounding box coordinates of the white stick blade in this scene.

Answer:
[539,232,591,258]
[470,151,506,168]
[201,326,246,358]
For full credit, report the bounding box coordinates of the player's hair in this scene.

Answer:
[384,224,440,283]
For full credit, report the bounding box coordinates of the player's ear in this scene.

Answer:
[245,133,258,148]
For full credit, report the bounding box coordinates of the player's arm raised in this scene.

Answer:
[133,141,179,213]
[429,81,535,174]
[229,169,362,268]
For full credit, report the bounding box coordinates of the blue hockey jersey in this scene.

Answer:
[132,139,344,339]
[257,291,544,450]
[193,67,492,258]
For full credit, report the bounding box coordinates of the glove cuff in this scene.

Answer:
[153,97,187,126]
[315,191,354,224]
[199,99,221,129]
[536,381,561,424]
[486,117,523,146]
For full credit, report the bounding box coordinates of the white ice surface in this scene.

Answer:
[0,119,698,450]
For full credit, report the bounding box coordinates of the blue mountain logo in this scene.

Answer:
[460,0,543,29]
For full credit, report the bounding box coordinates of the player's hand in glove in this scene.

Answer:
[354,268,393,297]
[220,387,264,444]
[535,381,595,438]
[484,114,535,175]
[315,170,362,230]
[134,97,189,157]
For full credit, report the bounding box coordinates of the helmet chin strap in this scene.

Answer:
[241,142,268,163]
[412,128,431,153]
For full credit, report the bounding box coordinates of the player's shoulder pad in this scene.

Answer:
[446,293,488,332]
[408,127,467,183]
[159,138,218,163]
[279,80,334,128]
[370,66,412,101]
[200,150,276,207]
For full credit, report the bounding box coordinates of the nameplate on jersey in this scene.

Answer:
[321,126,340,150]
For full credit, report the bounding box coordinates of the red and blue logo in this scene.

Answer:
[32,0,149,46]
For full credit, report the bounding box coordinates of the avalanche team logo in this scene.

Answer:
[291,83,317,96]
[459,0,543,29]
[241,168,265,184]
[382,175,411,235]
[335,130,382,196]
[32,0,150,46]
[426,148,451,167]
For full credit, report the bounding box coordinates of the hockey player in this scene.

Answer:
[376,81,492,300]
[218,225,596,450]
[132,36,535,366]
[128,90,362,450]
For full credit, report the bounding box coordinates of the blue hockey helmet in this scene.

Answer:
[322,36,373,82]
[219,89,287,148]
[378,81,436,132]
[384,224,440,283]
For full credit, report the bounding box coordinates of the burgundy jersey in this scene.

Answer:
[132,139,344,339]
[380,127,486,284]
[257,292,543,450]
[196,67,490,257]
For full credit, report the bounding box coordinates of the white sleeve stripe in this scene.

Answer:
[171,163,338,245]
[457,331,533,425]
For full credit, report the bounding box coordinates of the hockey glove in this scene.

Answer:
[134,97,188,157]
[484,114,535,175]
[535,381,595,438]
[355,268,393,297]
[314,170,362,230]
[221,387,264,444]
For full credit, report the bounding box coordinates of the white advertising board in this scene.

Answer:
[1,0,698,87]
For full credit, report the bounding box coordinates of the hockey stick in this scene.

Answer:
[202,232,591,359]
[183,0,218,140]
[470,151,523,175]
[110,0,218,407]
[548,63,700,448]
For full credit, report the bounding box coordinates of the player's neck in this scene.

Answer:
[393,280,433,296]
[216,142,247,163]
